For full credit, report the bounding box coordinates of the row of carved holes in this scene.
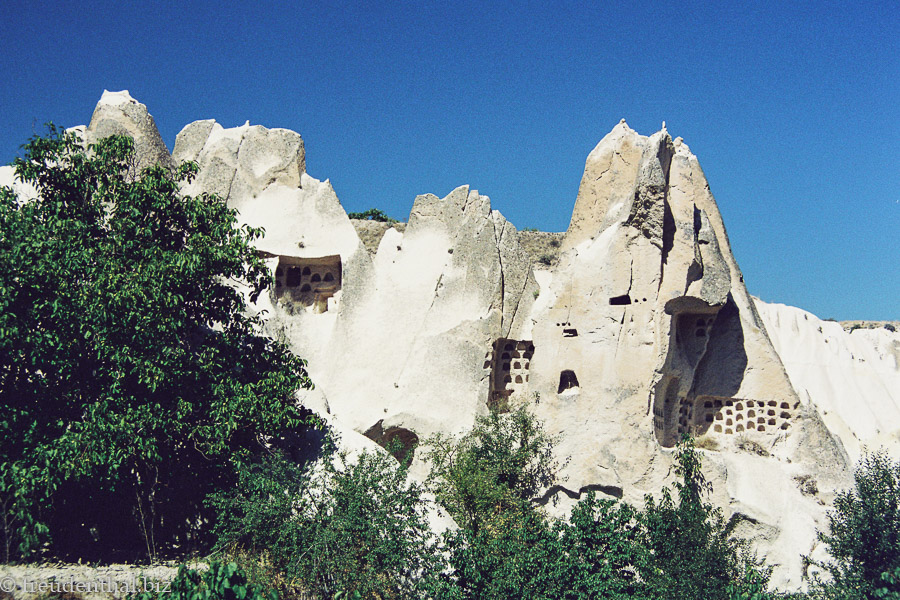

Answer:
[713,421,788,434]
[280,267,336,288]
[675,397,796,436]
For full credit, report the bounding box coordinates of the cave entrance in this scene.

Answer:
[487,338,534,411]
[558,370,579,393]
[274,254,342,313]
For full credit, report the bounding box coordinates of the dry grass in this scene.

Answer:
[736,436,770,457]
[793,475,819,496]
[695,436,720,451]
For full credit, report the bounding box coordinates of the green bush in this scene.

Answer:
[554,492,645,599]
[347,208,398,223]
[211,435,441,600]
[0,127,316,561]
[424,404,558,535]
[813,451,900,600]
[639,436,771,600]
[875,568,900,599]
[130,561,276,600]
[426,406,652,599]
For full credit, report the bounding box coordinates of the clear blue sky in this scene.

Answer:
[1,1,897,320]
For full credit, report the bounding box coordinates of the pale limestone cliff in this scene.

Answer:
[757,300,900,460]
[85,90,174,172]
[36,92,898,590]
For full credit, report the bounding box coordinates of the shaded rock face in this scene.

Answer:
[85,90,174,172]
[52,92,871,590]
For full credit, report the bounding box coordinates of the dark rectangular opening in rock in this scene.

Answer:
[273,254,342,313]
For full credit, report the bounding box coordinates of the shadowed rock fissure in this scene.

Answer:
[534,483,624,506]
[222,129,248,202]
[493,216,507,333]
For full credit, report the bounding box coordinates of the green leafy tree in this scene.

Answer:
[424,404,558,535]
[347,208,398,223]
[814,451,900,600]
[425,405,576,599]
[211,436,441,600]
[0,127,315,561]
[639,436,770,600]
[554,493,646,599]
[426,406,649,599]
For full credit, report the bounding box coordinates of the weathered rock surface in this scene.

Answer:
[351,219,408,255]
[0,166,37,202]
[85,90,174,172]
[17,92,897,591]
[0,563,180,600]
[757,300,900,460]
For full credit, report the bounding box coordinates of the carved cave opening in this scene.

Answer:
[674,312,717,365]
[654,390,799,446]
[486,339,534,411]
[363,420,420,464]
[653,376,681,447]
[274,254,342,313]
[653,298,783,447]
[697,396,797,436]
[558,370,579,393]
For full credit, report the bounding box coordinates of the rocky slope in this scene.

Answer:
[757,300,900,460]
[6,90,897,590]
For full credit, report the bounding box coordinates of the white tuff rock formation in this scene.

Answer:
[7,92,897,590]
[756,301,900,461]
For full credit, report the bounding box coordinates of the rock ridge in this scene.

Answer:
[24,92,894,591]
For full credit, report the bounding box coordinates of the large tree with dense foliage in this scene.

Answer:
[639,436,773,600]
[424,406,647,599]
[0,127,314,561]
[813,451,900,600]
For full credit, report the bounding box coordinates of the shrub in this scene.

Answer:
[211,436,441,600]
[814,451,900,599]
[424,404,559,534]
[347,208,397,223]
[423,405,565,598]
[736,436,771,457]
[696,435,721,451]
[130,561,276,600]
[639,436,770,600]
[555,492,646,599]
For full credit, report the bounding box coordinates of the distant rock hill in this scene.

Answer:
[4,90,898,591]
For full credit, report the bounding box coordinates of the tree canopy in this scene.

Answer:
[0,127,315,561]
[815,451,900,600]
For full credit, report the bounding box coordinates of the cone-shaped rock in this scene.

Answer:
[85,90,174,171]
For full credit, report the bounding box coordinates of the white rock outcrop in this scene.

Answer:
[26,92,899,590]
[0,166,38,202]
[757,300,900,460]
[85,90,174,172]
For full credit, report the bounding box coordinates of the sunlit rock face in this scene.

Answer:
[61,91,900,590]
[85,90,175,172]
[756,300,900,461]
